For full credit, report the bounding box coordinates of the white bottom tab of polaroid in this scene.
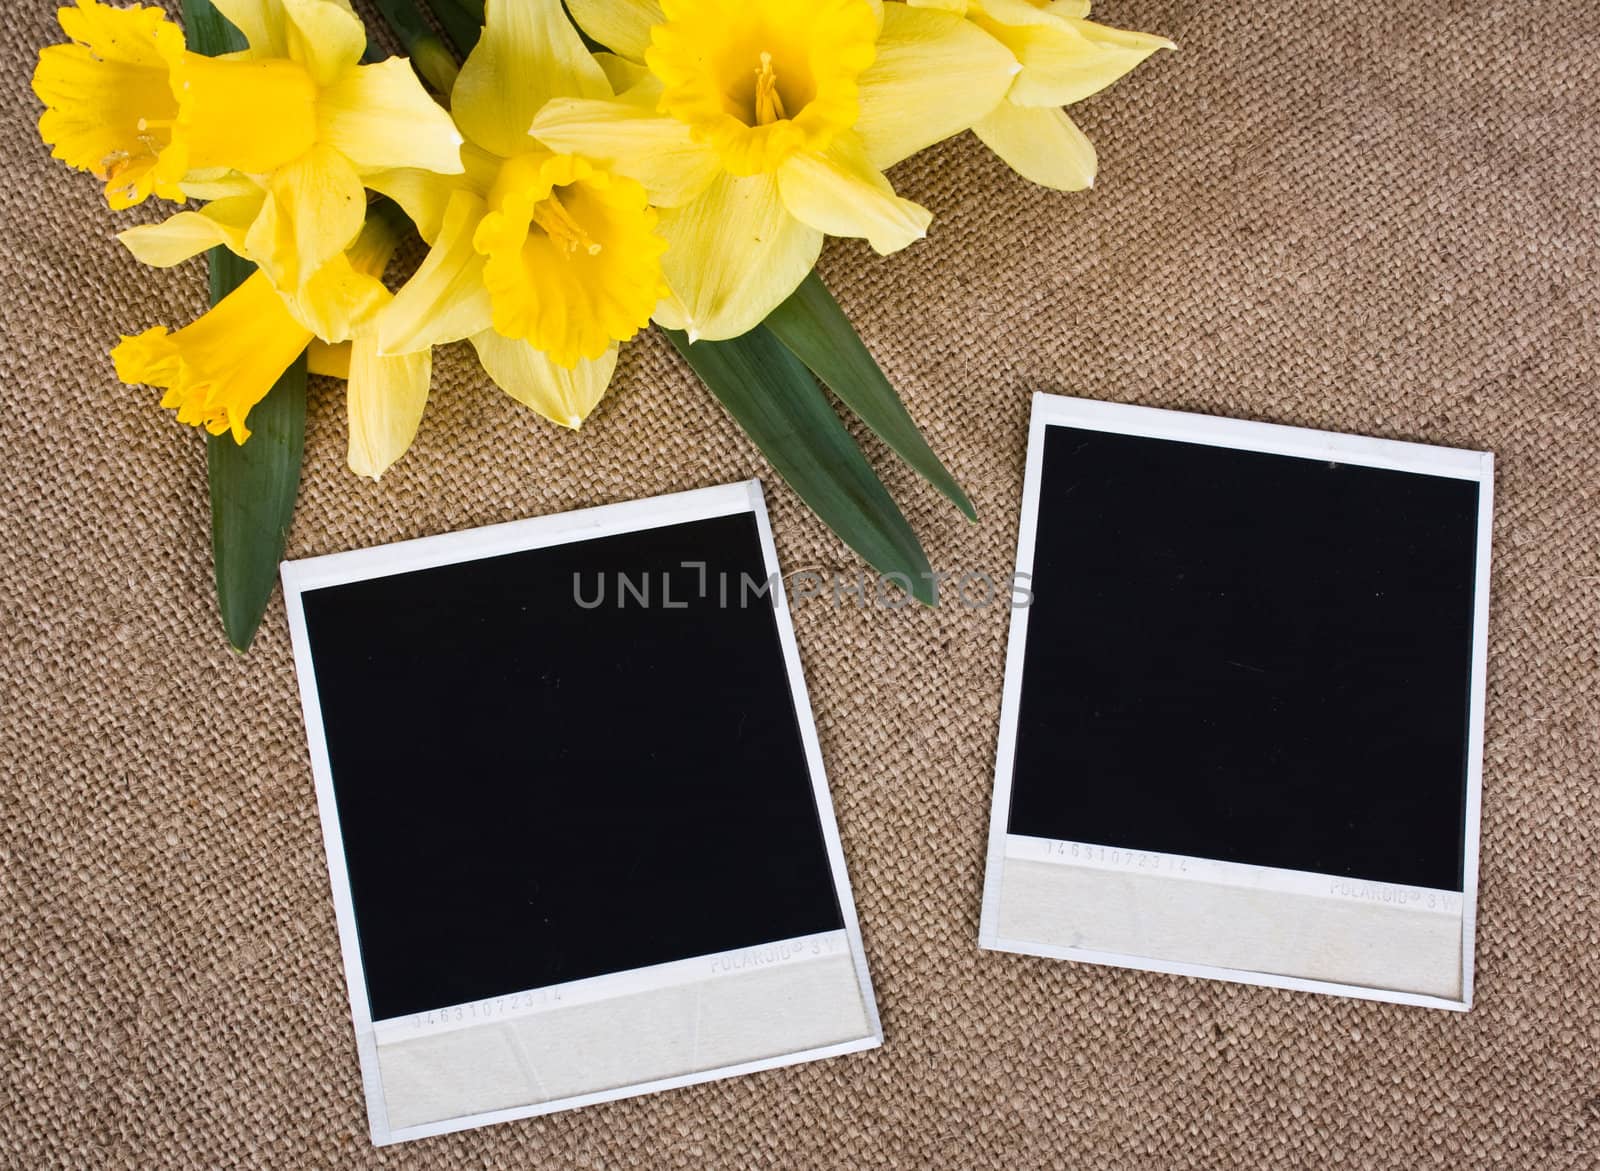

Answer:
[281,481,881,1144]
[980,394,1493,1010]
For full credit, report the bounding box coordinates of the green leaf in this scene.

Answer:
[207,352,308,652]
[201,227,251,306]
[664,326,935,605]
[180,0,246,53]
[185,0,307,651]
[763,270,976,521]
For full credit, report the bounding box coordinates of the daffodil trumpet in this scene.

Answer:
[31,0,188,209]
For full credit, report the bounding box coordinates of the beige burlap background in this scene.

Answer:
[4,1,1598,1166]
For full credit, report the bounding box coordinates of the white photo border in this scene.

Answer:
[978,394,1494,1011]
[281,480,883,1144]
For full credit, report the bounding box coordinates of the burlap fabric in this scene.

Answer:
[4,1,1597,1166]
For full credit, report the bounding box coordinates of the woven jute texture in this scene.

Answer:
[4,1,1598,1166]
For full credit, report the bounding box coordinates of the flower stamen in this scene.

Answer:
[474,153,665,366]
[531,189,603,256]
[753,51,788,125]
[647,0,878,175]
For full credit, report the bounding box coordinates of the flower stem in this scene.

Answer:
[426,0,483,58]
[371,0,460,94]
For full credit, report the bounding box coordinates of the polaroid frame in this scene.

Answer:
[281,481,882,1144]
[979,394,1494,1011]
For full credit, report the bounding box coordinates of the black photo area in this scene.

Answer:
[299,511,845,1022]
[1009,426,1480,892]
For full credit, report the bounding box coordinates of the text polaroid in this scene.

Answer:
[282,482,881,1144]
[980,395,1493,1010]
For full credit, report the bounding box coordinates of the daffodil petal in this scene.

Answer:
[280,208,404,341]
[776,138,930,255]
[281,0,365,87]
[348,335,431,479]
[179,169,262,201]
[651,284,692,333]
[243,140,366,293]
[929,0,1093,32]
[469,331,618,429]
[286,254,390,342]
[461,142,504,192]
[853,3,1019,170]
[209,0,289,56]
[364,168,461,245]
[653,171,822,342]
[973,100,1096,190]
[594,50,649,93]
[117,192,264,267]
[378,190,494,354]
[529,95,721,209]
[566,0,663,62]
[317,58,464,175]
[452,0,611,159]
[966,0,1059,27]
[1000,16,1174,108]
[308,339,351,378]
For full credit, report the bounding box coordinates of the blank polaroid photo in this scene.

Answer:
[979,395,1493,1010]
[281,481,880,1145]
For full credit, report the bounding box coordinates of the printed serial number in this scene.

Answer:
[1043,841,1189,874]
[403,987,563,1031]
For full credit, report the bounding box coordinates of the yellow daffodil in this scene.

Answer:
[908,0,1172,191]
[109,0,464,338]
[113,211,430,478]
[112,268,327,444]
[32,0,188,209]
[540,0,1019,340]
[372,0,667,430]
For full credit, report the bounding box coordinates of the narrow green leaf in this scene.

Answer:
[180,0,246,53]
[201,228,251,306]
[207,354,308,652]
[185,0,306,651]
[763,270,976,521]
[664,327,935,605]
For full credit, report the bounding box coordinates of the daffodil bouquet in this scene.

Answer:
[33,0,1171,649]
